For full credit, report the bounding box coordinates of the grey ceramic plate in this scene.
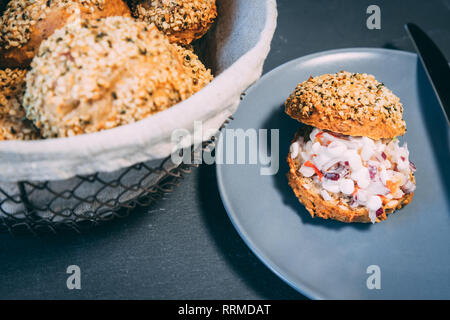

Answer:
[216,48,450,299]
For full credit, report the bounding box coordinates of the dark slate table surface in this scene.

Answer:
[1,0,449,299]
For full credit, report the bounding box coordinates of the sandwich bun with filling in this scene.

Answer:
[285,71,416,223]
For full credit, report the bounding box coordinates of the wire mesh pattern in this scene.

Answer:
[0,118,231,234]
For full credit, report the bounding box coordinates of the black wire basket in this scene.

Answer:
[0,119,229,234]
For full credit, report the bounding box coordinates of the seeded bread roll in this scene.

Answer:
[285,71,407,140]
[131,0,217,45]
[287,127,414,223]
[23,17,197,138]
[0,68,39,140]
[0,0,131,68]
[173,44,213,92]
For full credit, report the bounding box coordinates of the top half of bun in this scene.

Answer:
[285,71,406,140]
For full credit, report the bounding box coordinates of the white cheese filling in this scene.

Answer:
[290,128,416,223]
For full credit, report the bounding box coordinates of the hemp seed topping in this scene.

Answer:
[132,0,217,45]
[173,44,213,92]
[0,0,106,50]
[0,68,40,140]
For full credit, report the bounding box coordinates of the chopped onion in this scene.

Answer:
[401,180,416,194]
[320,190,333,201]
[290,142,299,159]
[299,165,315,177]
[291,128,415,216]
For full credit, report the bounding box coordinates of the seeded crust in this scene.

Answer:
[131,0,217,45]
[0,68,40,140]
[0,0,131,68]
[173,44,213,92]
[23,17,197,138]
[286,127,414,223]
[285,71,407,140]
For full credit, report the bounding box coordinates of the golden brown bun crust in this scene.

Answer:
[0,68,40,140]
[132,0,217,45]
[286,128,414,223]
[0,0,131,68]
[285,71,407,140]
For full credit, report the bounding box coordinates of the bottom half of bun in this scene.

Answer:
[286,128,414,223]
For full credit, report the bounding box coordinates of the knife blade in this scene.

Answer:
[405,23,450,124]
